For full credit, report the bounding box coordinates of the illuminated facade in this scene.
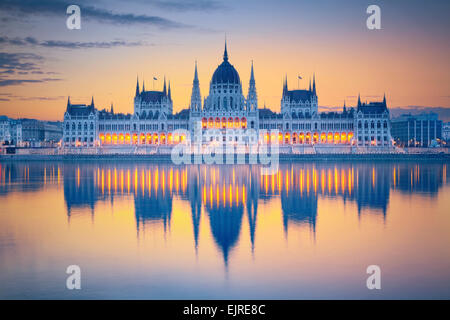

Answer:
[62,43,392,150]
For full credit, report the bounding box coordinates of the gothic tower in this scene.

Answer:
[190,61,202,113]
[246,61,257,111]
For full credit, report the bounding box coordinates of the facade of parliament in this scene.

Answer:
[63,42,392,152]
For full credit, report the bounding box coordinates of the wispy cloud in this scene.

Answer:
[0,36,148,49]
[0,52,62,85]
[0,93,66,101]
[0,52,43,72]
[0,0,191,29]
[138,0,226,12]
[0,78,62,87]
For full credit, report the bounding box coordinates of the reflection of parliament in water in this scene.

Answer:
[0,162,446,264]
[55,163,449,264]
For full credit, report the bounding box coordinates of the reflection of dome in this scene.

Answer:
[211,42,240,85]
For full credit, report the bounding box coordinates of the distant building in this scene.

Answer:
[63,42,392,150]
[443,122,450,144]
[0,116,61,147]
[391,113,443,147]
[0,116,22,146]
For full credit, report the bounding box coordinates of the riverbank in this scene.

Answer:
[1,153,449,162]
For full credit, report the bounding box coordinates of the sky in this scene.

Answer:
[0,0,449,121]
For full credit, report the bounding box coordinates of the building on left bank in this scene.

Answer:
[0,116,62,147]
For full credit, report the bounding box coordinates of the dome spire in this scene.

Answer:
[223,38,228,61]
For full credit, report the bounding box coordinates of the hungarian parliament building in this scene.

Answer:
[62,43,392,152]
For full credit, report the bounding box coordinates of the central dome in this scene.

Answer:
[211,42,240,85]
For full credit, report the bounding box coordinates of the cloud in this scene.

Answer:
[0,0,191,29]
[0,36,148,49]
[0,93,65,101]
[0,52,43,72]
[17,95,65,101]
[0,78,62,87]
[141,0,226,12]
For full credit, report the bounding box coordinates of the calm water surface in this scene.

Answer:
[0,161,449,299]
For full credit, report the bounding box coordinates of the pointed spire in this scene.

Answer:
[223,38,228,62]
[168,80,172,101]
[163,76,167,95]
[357,93,361,107]
[135,76,140,96]
[110,102,114,114]
[190,61,201,112]
[283,74,288,97]
[313,73,316,94]
[343,100,346,112]
[383,92,386,106]
[250,60,255,83]
[309,77,311,91]
[194,60,199,82]
[142,80,145,93]
[67,96,71,107]
[91,96,94,107]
